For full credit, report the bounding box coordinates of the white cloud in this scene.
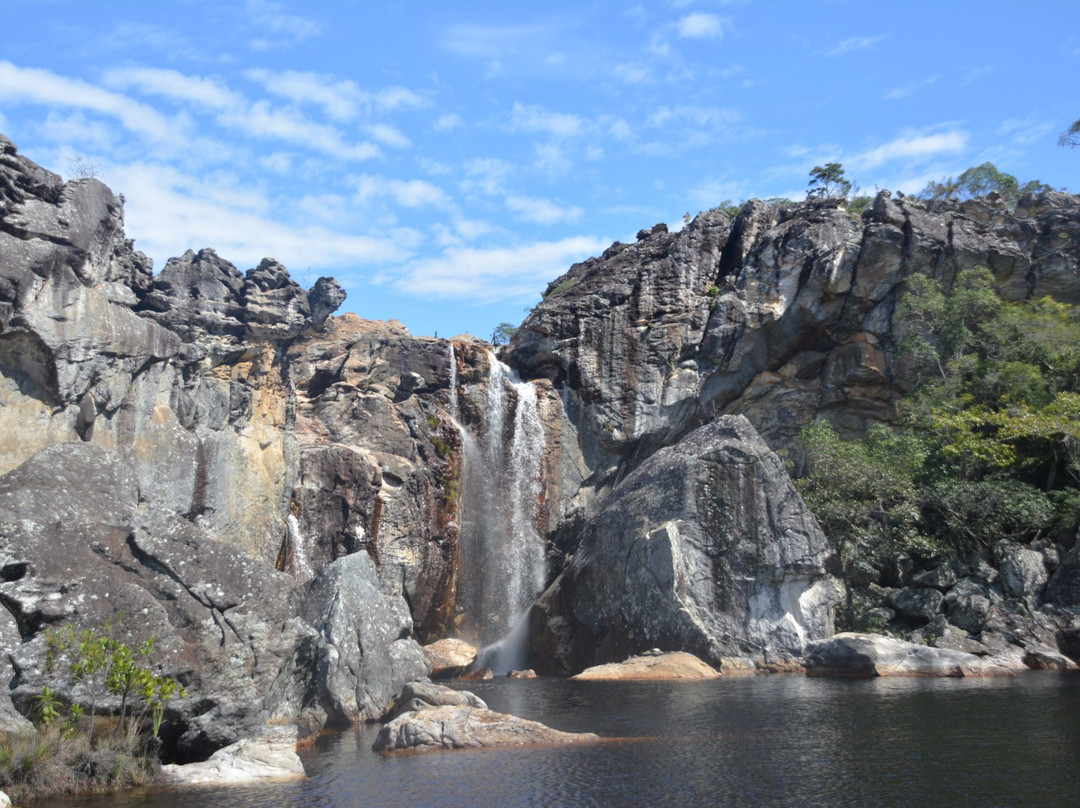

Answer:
[368,123,411,149]
[614,62,651,83]
[246,0,323,51]
[434,113,464,131]
[220,100,381,160]
[105,67,238,109]
[379,236,607,303]
[676,13,727,40]
[850,130,968,170]
[245,69,425,120]
[0,61,177,144]
[884,76,938,100]
[822,35,887,57]
[505,195,583,225]
[109,162,413,273]
[355,173,451,208]
[510,102,584,138]
[461,158,513,196]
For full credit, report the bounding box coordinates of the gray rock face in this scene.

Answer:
[300,551,429,724]
[530,415,840,674]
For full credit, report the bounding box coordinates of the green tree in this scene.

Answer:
[491,322,516,345]
[1060,117,1080,148]
[807,162,852,198]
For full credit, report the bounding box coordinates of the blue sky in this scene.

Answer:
[1,1,1078,339]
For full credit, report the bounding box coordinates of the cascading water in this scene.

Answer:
[450,347,547,674]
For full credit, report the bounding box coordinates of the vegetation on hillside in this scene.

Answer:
[796,266,1080,628]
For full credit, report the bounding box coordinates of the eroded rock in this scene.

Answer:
[372,705,600,753]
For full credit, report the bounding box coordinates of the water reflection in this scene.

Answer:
[63,674,1080,808]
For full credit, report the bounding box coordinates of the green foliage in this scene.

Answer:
[544,277,578,298]
[799,265,1080,580]
[491,322,517,346]
[917,162,1057,208]
[847,195,873,217]
[1060,117,1080,148]
[807,162,852,199]
[44,623,184,742]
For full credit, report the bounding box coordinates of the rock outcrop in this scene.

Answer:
[161,726,305,785]
[570,651,720,680]
[530,416,840,674]
[373,704,600,753]
[804,633,1013,677]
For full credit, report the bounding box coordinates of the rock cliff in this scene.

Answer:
[508,189,1080,671]
[0,133,487,748]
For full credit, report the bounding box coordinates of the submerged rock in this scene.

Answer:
[372,705,600,753]
[570,651,720,680]
[804,633,1013,677]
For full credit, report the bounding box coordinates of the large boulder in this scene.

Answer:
[300,551,429,724]
[161,726,305,785]
[804,633,1013,677]
[372,704,600,753]
[529,415,841,674]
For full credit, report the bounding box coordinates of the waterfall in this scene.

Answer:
[453,351,547,673]
[287,514,314,580]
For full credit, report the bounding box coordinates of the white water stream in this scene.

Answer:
[450,347,547,673]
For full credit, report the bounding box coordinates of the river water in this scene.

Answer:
[65,673,1080,808]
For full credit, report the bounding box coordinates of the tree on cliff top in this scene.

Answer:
[807,163,852,198]
[1060,118,1080,148]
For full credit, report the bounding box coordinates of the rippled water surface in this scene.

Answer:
[66,673,1080,808]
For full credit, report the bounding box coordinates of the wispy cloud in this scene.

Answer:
[505,195,583,225]
[676,13,728,40]
[434,113,464,131]
[355,173,451,208]
[244,69,425,120]
[510,102,585,138]
[884,76,938,100]
[821,34,887,57]
[379,236,607,303]
[109,162,414,274]
[367,123,411,149]
[849,129,968,171]
[246,0,323,51]
[460,158,513,196]
[105,67,238,109]
[103,65,382,161]
[0,61,178,144]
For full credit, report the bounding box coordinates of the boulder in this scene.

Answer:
[1045,542,1080,607]
[804,632,1013,677]
[300,551,429,724]
[1022,649,1079,671]
[161,726,305,785]
[889,587,945,621]
[570,651,720,680]
[422,638,478,679]
[997,541,1049,607]
[372,705,600,753]
[530,416,841,674]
